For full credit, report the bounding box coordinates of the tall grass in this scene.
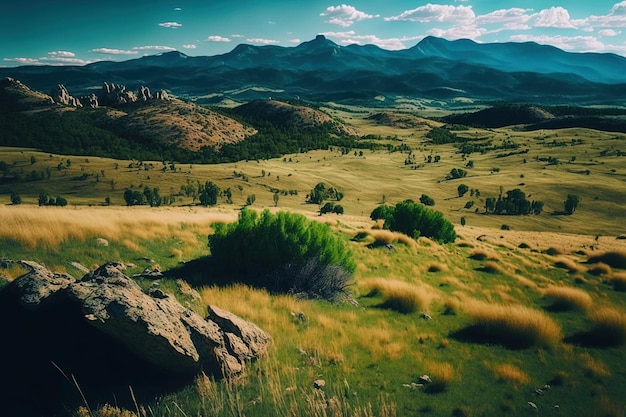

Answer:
[586,307,626,346]
[542,285,592,311]
[462,299,562,349]
[610,272,626,292]
[491,363,530,387]
[363,279,434,314]
[424,361,456,393]
[587,250,626,269]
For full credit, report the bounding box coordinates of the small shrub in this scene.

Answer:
[461,300,562,348]
[554,257,582,273]
[545,246,564,256]
[492,363,530,387]
[208,209,355,300]
[586,307,626,346]
[543,285,592,311]
[500,224,510,231]
[469,249,499,261]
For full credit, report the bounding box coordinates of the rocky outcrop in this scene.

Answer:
[50,83,82,107]
[0,260,269,416]
[0,77,54,110]
[80,93,99,108]
[100,82,138,105]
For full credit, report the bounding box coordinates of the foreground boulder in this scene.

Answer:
[0,261,269,416]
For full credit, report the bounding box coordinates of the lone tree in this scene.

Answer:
[564,194,580,215]
[10,191,21,205]
[199,181,220,206]
[457,184,469,197]
[419,194,435,206]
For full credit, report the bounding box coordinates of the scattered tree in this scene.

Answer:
[457,184,469,197]
[10,191,21,205]
[419,194,435,206]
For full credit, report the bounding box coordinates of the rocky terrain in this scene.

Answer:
[0,260,269,416]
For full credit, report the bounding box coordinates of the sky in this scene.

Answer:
[3,1,626,67]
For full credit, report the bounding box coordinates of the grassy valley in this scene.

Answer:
[1,98,626,417]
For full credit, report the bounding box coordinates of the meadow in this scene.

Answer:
[1,112,626,416]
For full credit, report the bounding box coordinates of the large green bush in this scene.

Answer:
[208,209,355,299]
[370,200,457,243]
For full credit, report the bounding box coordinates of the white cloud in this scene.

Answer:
[534,7,576,29]
[182,44,197,49]
[321,4,379,27]
[41,57,90,65]
[289,38,301,44]
[133,45,176,51]
[3,57,40,65]
[158,22,182,28]
[231,34,245,38]
[322,31,421,50]
[574,2,626,29]
[246,38,280,45]
[599,29,621,36]
[206,36,231,42]
[174,7,182,11]
[385,4,474,23]
[476,8,531,25]
[48,51,75,58]
[90,48,138,55]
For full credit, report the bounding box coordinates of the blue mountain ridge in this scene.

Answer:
[2,35,626,104]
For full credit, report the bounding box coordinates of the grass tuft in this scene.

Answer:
[586,307,626,346]
[543,285,592,311]
[554,257,582,273]
[364,279,432,314]
[460,299,562,349]
[545,246,565,256]
[424,361,455,393]
[610,272,626,291]
[587,262,612,276]
[480,261,503,274]
[427,262,448,273]
[587,250,626,269]
[491,363,530,387]
[469,248,499,261]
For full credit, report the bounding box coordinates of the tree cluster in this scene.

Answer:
[307,182,344,205]
[484,189,543,215]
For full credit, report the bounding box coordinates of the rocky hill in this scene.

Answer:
[0,77,54,111]
[231,100,359,137]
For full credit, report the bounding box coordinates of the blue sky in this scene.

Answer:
[3,1,626,67]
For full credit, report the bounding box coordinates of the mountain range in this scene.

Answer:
[2,36,626,105]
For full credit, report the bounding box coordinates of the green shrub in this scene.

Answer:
[370,200,456,243]
[208,209,355,299]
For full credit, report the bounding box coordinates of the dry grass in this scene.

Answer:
[587,262,612,276]
[491,363,530,387]
[480,261,503,274]
[0,205,234,249]
[553,256,583,273]
[424,361,456,393]
[364,229,417,248]
[542,285,593,311]
[427,262,448,273]
[610,272,626,291]
[468,248,499,261]
[0,262,30,282]
[545,246,565,256]
[579,352,611,378]
[587,250,626,269]
[586,307,626,346]
[462,299,562,349]
[364,279,430,314]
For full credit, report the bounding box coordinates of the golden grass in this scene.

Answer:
[364,229,417,248]
[427,261,448,273]
[587,262,612,276]
[587,307,626,346]
[553,256,583,273]
[468,248,500,261]
[0,262,30,282]
[610,272,626,291]
[424,361,456,393]
[463,299,562,348]
[542,285,592,311]
[0,205,235,249]
[587,250,626,269]
[363,279,435,314]
[491,363,530,387]
[481,261,503,274]
[579,352,611,378]
[545,246,565,256]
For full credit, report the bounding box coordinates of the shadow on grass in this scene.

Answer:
[564,331,625,348]
[450,325,536,350]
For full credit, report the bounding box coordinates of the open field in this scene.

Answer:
[1,109,626,416]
